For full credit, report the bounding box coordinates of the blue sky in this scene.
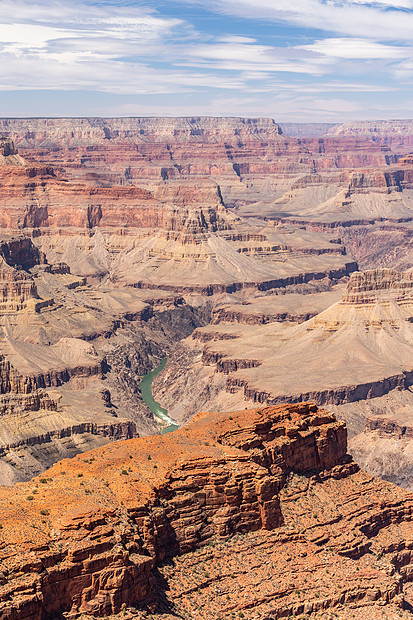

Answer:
[0,0,413,120]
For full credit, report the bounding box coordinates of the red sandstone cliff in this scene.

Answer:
[0,404,412,619]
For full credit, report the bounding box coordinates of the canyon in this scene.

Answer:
[0,116,412,617]
[0,117,411,486]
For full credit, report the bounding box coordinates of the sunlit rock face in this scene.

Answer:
[0,403,412,619]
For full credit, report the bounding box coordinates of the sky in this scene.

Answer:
[0,0,413,121]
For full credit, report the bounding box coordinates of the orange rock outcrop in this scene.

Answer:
[0,404,412,618]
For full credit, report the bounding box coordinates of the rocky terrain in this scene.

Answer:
[0,231,212,483]
[2,116,413,229]
[0,403,413,620]
[0,118,411,494]
[0,125,361,483]
[0,116,413,617]
[153,267,413,489]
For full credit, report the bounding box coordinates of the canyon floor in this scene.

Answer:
[0,117,412,617]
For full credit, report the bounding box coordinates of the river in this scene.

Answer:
[138,358,179,435]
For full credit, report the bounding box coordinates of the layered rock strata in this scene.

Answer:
[153,268,413,425]
[0,235,215,483]
[4,116,413,226]
[327,120,413,151]
[0,404,412,619]
[0,134,357,294]
[1,117,413,492]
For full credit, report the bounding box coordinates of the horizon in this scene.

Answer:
[1,1,413,121]
[1,115,413,123]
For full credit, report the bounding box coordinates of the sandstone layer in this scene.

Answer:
[0,403,412,619]
[3,116,413,226]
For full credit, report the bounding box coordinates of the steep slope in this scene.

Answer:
[0,403,412,619]
[154,268,413,419]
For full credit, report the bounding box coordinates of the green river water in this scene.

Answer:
[138,358,179,435]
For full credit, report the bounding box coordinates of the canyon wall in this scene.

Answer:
[0,116,412,496]
[0,404,412,619]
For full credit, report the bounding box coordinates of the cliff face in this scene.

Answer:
[0,116,284,147]
[342,268,413,303]
[0,137,17,157]
[153,268,413,434]
[0,404,412,619]
[3,116,413,293]
[4,116,413,226]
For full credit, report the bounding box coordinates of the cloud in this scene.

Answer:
[0,0,221,93]
[189,0,413,41]
[344,0,413,7]
[300,38,413,59]
[218,35,257,44]
[0,0,411,121]
[179,41,333,75]
[98,92,369,123]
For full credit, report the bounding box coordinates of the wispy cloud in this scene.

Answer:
[0,0,225,93]
[191,0,413,40]
[0,0,412,120]
[300,38,413,59]
[180,41,332,75]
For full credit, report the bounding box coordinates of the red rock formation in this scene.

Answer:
[0,404,412,618]
[0,117,404,193]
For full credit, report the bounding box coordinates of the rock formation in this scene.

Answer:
[0,116,413,618]
[327,120,413,151]
[0,137,25,166]
[0,115,412,494]
[153,268,413,491]
[0,403,412,619]
[3,116,413,226]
